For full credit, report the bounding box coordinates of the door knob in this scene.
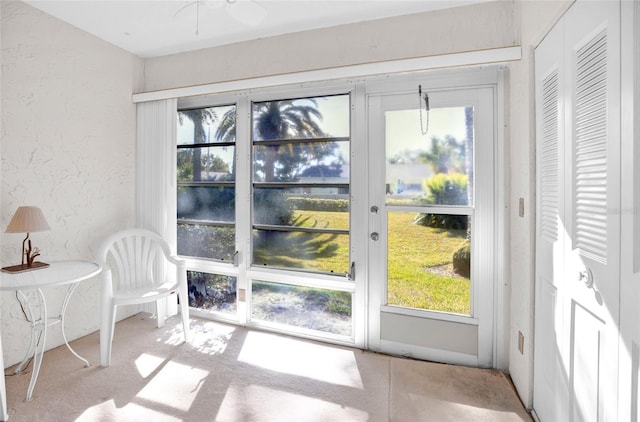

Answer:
[370,232,379,241]
[578,268,594,288]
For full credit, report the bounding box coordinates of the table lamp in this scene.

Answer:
[2,206,51,273]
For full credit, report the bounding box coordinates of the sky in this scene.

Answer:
[385,107,468,159]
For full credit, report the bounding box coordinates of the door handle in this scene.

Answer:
[370,232,380,241]
[578,268,593,288]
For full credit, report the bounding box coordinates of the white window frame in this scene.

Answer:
[137,49,514,365]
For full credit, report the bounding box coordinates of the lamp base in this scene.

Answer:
[1,262,49,273]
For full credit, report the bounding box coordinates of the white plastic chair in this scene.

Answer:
[97,228,190,366]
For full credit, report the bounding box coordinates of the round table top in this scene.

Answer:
[0,260,101,291]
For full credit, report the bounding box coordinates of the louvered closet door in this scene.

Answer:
[533,15,566,421]
[564,2,620,421]
[534,1,621,421]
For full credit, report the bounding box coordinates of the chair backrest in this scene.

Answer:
[97,229,174,293]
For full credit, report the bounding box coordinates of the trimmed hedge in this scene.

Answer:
[287,197,349,212]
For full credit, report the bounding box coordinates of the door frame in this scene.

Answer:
[363,68,508,369]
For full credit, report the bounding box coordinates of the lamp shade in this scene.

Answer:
[5,206,50,233]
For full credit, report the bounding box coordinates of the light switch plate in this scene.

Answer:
[518,331,525,354]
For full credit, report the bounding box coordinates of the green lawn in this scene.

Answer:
[387,212,470,315]
[252,209,350,273]
[254,209,470,315]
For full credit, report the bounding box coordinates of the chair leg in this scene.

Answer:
[100,304,116,367]
[156,298,166,328]
[180,293,190,342]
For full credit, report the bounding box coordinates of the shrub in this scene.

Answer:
[253,190,294,225]
[452,242,471,278]
[177,186,235,221]
[177,224,235,260]
[413,213,468,230]
[424,172,468,205]
[415,172,469,230]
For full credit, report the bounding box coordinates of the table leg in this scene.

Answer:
[0,328,8,421]
[13,291,37,375]
[14,282,91,402]
[59,283,89,367]
[24,289,47,402]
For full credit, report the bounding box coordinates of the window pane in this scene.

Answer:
[178,104,236,262]
[385,107,474,206]
[188,271,237,314]
[387,212,471,315]
[177,146,235,182]
[253,141,349,183]
[251,280,352,336]
[178,105,236,145]
[178,223,235,261]
[250,93,350,276]
[178,186,235,222]
[253,187,349,227]
[252,95,349,142]
[253,230,350,274]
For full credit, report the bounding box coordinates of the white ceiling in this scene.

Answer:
[23,0,482,58]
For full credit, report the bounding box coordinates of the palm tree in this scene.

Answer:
[421,134,465,175]
[214,107,237,179]
[178,108,216,181]
[252,99,325,182]
[215,107,236,143]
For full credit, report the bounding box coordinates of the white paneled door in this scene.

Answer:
[534,1,621,421]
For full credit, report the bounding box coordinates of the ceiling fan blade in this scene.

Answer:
[226,0,267,27]
[204,0,226,10]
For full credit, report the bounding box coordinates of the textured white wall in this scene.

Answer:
[507,0,572,408]
[143,1,518,92]
[0,1,143,366]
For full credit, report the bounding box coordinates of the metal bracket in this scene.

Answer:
[232,251,239,267]
[347,262,355,281]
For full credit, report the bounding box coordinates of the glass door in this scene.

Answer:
[367,82,498,367]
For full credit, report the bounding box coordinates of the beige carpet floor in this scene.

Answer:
[4,313,531,421]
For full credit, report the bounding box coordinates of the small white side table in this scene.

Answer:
[0,260,101,415]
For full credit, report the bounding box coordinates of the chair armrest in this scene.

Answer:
[165,254,186,268]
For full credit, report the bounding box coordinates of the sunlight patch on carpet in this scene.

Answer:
[135,353,165,378]
[136,361,208,412]
[162,322,193,346]
[237,331,364,388]
[216,384,370,422]
[77,399,182,422]
[186,320,236,355]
